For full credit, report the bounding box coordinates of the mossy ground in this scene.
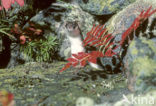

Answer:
[0,62,127,106]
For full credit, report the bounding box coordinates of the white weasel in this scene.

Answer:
[65,22,103,70]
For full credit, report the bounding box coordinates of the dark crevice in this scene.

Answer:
[0,36,11,68]
[94,14,115,24]
[33,0,57,10]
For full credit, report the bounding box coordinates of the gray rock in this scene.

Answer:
[97,90,156,106]
[7,43,25,68]
[100,0,156,72]
[78,0,136,15]
[76,97,94,106]
[124,37,156,93]
[26,3,96,59]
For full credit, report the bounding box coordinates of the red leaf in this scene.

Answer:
[77,52,89,60]
[60,62,72,72]
[105,42,114,50]
[83,33,91,43]
[80,60,87,67]
[1,0,12,10]
[88,57,97,64]
[89,24,96,34]
[84,37,96,46]
[83,25,107,47]
[143,6,152,18]
[92,25,100,36]
[95,43,105,47]
[15,0,24,7]
[8,93,14,102]
[94,25,103,36]
[90,40,100,46]
[0,0,24,11]
[104,49,116,57]
[72,54,80,59]
[120,27,132,45]
[67,57,77,62]
[102,35,114,45]
[90,51,104,57]
[119,6,156,46]
[101,33,112,41]
[148,9,156,17]
[83,25,95,43]
[78,52,87,56]
[97,28,106,38]
[72,61,79,67]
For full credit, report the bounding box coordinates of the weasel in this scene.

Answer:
[65,21,103,70]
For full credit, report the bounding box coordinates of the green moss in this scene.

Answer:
[99,0,115,12]
[0,62,127,105]
[142,38,156,54]
[132,56,156,77]
[131,47,138,55]
[100,0,136,13]
[129,40,139,55]
[82,0,136,15]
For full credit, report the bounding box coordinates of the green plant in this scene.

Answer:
[0,0,25,39]
[0,0,37,40]
[0,19,16,40]
[20,35,59,62]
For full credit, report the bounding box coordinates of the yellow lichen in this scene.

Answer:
[142,39,156,54]
[131,47,138,55]
[133,56,156,76]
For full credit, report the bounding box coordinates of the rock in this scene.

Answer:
[116,90,156,106]
[96,90,156,106]
[76,97,94,106]
[6,43,25,68]
[100,0,156,72]
[0,0,37,68]
[78,0,136,15]
[0,36,25,68]
[113,90,156,106]
[56,0,75,3]
[26,2,96,59]
[124,37,156,93]
[99,88,130,105]
[0,62,126,105]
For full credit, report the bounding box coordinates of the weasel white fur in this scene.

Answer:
[65,22,103,70]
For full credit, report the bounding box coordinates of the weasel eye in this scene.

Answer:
[73,23,78,29]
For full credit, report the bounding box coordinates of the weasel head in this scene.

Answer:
[65,21,81,38]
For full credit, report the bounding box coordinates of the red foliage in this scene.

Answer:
[8,93,14,103]
[120,6,156,46]
[20,35,26,44]
[60,51,104,72]
[0,0,24,10]
[0,90,14,106]
[60,6,156,72]
[11,23,43,44]
[83,24,114,47]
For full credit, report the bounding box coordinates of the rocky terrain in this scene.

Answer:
[0,0,156,106]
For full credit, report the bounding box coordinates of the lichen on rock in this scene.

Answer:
[78,0,136,15]
[124,37,156,93]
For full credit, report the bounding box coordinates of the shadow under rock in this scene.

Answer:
[69,69,110,82]
[0,36,11,68]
